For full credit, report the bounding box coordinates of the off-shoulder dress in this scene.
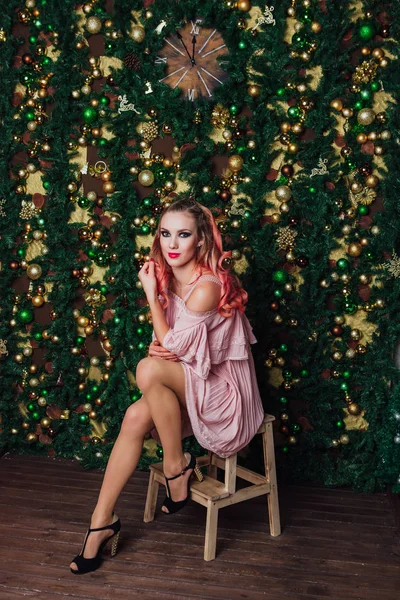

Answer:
[152,274,264,458]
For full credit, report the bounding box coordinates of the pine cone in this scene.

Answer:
[124,52,141,71]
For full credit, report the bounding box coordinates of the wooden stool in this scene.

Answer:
[143,414,281,560]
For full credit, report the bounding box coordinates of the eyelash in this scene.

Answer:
[161,232,191,238]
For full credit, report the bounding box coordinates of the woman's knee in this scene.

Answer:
[121,399,152,436]
[136,357,162,392]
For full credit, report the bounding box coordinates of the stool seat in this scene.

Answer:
[144,413,281,560]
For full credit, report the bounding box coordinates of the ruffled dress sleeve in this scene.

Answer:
[162,310,214,380]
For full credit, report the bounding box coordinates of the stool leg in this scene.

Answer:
[207,451,217,479]
[143,469,160,523]
[204,501,219,561]
[263,422,281,536]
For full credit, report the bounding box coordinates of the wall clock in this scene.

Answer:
[156,18,229,101]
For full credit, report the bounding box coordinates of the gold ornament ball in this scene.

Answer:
[32,295,44,307]
[40,417,51,428]
[357,108,375,126]
[350,328,361,341]
[86,16,102,35]
[347,403,361,416]
[339,434,350,445]
[330,99,343,112]
[138,170,154,187]
[248,84,260,98]
[103,181,115,194]
[27,263,42,280]
[347,243,362,257]
[366,175,379,188]
[275,185,292,202]
[228,155,244,172]
[288,142,299,154]
[271,213,281,224]
[311,21,322,33]
[131,25,145,43]
[237,0,251,10]
[26,433,37,442]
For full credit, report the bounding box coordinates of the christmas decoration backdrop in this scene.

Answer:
[1,0,400,493]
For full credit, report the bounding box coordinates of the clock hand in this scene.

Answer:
[191,35,196,65]
[176,31,194,65]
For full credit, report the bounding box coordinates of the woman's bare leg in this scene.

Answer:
[135,357,192,512]
[70,396,153,570]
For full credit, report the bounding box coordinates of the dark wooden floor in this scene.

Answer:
[0,454,399,600]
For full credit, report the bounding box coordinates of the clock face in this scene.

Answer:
[156,18,229,101]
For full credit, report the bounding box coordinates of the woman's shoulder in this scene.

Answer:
[186,274,221,313]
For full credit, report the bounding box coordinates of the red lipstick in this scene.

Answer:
[168,253,181,259]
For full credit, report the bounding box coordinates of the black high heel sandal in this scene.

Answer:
[162,452,204,515]
[70,513,121,575]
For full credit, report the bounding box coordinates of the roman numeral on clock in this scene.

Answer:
[187,89,195,101]
[155,56,168,64]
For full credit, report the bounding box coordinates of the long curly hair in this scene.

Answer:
[150,198,248,317]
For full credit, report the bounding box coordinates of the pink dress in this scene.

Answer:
[152,275,264,458]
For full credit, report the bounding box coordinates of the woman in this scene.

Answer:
[70,198,264,574]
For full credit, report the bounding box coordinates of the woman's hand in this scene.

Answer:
[148,340,179,361]
[138,259,158,302]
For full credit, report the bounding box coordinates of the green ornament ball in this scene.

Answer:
[238,40,247,50]
[354,100,363,111]
[272,269,288,284]
[27,403,35,412]
[79,414,89,423]
[100,285,108,294]
[138,341,146,350]
[279,344,288,353]
[360,89,371,101]
[358,205,369,215]
[32,411,40,420]
[78,197,90,209]
[301,369,309,377]
[340,382,348,391]
[274,289,283,298]
[359,23,375,41]
[336,420,344,429]
[288,106,300,119]
[83,107,97,122]
[337,258,349,270]
[370,81,379,92]
[229,105,239,115]
[156,446,164,458]
[100,96,110,106]
[279,396,288,404]
[17,308,34,324]
[343,370,351,379]
[276,87,285,97]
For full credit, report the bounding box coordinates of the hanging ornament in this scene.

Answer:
[357,108,375,126]
[86,16,102,35]
[0,339,8,356]
[276,227,297,251]
[26,264,42,280]
[131,25,145,43]
[310,158,329,177]
[381,252,400,279]
[138,170,155,187]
